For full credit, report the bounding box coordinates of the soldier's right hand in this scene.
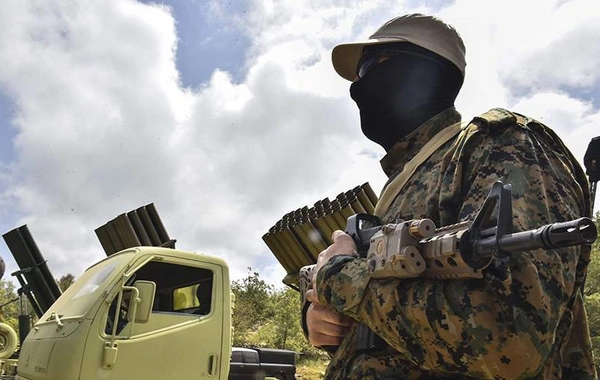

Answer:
[306,289,353,347]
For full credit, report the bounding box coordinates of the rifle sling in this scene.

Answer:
[374,121,467,217]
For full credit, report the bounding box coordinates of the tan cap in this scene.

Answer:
[332,13,466,81]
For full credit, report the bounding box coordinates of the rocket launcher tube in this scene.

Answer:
[291,224,318,261]
[266,183,380,288]
[350,197,367,215]
[354,186,375,214]
[339,201,356,220]
[310,214,335,246]
[322,214,342,239]
[262,233,295,274]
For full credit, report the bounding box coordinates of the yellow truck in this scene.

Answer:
[15,246,233,379]
[0,206,296,380]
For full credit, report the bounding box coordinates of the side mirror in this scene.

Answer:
[127,280,156,324]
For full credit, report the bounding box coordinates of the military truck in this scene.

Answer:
[229,348,296,380]
[0,205,296,380]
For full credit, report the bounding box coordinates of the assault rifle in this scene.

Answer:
[297,181,597,351]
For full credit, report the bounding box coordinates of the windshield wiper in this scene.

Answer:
[48,311,64,328]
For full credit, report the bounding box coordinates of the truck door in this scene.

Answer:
[85,257,228,379]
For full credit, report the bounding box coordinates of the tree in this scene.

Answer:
[231,269,323,357]
[584,212,600,297]
[584,211,600,372]
[593,211,600,253]
[253,287,320,355]
[231,268,275,346]
[57,273,75,292]
[0,280,20,330]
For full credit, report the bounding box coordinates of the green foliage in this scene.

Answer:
[586,290,600,372]
[57,273,75,292]
[586,293,600,336]
[584,212,600,372]
[258,288,304,349]
[593,211,600,253]
[231,269,323,357]
[587,237,600,297]
[296,357,328,380]
[231,268,275,346]
[252,288,320,354]
[0,280,19,330]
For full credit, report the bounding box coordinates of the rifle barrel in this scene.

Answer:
[474,217,597,256]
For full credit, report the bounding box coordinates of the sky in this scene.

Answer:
[0,0,599,288]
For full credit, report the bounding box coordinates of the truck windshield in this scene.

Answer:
[41,252,133,320]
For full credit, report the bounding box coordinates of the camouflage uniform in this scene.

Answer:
[315,107,596,379]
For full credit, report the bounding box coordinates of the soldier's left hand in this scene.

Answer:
[313,230,357,295]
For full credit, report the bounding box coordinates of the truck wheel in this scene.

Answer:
[0,323,18,359]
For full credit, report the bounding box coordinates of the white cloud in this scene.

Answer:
[0,0,598,290]
[493,0,600,92]
[0,0,185,274]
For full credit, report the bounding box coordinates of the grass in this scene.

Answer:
[296,357,329,380]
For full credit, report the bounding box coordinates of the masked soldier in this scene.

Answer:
[305,13,596,379]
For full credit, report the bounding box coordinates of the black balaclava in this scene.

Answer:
[350,42,464,151]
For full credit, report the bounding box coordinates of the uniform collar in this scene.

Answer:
[380,107,462,177]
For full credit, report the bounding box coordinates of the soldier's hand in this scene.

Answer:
[306,289,353,347]
[313,230,357,293]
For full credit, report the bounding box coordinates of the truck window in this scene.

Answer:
[72,261,120,301]
[136,261,213,315]
[172,277,212,315]
[46,252,132,320]
[105,260,214,335]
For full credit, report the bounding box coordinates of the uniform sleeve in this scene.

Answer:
[315,122,589,378]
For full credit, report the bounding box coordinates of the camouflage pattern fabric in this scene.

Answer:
[315,107,597,379]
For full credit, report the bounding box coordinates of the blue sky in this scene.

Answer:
[0,0,599,286]
[146,0,249,87]
[0,92,16,163]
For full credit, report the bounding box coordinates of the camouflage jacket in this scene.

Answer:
[315,107,596,379]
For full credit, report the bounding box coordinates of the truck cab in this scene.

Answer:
[16,246,232,380]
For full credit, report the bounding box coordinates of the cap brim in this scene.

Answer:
[331,38,408,81]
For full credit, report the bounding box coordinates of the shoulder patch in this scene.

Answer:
[470,108,518,130]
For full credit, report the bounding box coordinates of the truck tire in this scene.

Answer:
[0,323,18,359]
